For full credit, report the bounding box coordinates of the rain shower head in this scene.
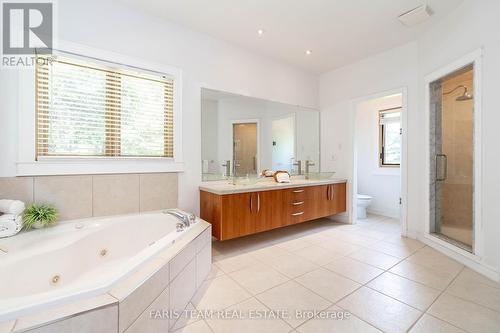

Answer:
[444,85,473,101]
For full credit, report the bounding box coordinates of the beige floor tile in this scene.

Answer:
[229,263,289,295]
[409,314,466,333]
[367,272,441,311]
[292,244,344,265]
[191,275,251,311]
[456,267,500,289]
[317,239,362,255]
[249,245,290,261]
[338,287,421,333]
[406,247,463,274]
[213,253,260,273]
[276,238,314,251]
[173,320,213,333]
[206,263,225,280]
[170,303,201,331]
[256,281,331,328]
[324,257,384,284]
[206,298,291,333]
[264,253,318,278]
[389,261,459,290]
[295,268,361,303]
[299,232,330,244]
[297,305,381,333]
[335,233,380,247]
[446,268,500,312]
[428,293,500,332]
[348,248,402,270]
[383,236,425,250]
[367,241,419,259]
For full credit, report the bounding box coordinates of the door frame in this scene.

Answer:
[230,119,261,175]
[423,48,483,260]
[350,87,408,236]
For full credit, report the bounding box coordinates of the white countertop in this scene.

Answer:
[199,177,347,195]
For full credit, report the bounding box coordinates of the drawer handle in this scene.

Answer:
[292,189,304,193]
[291,212,304,216]
[292,201,304,206]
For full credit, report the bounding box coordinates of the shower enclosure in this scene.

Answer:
[429,64,475,252]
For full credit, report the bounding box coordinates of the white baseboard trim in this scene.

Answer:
[413,231,500,283]
[366,208,399,219]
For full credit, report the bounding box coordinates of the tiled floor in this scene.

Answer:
[174,215,500,333]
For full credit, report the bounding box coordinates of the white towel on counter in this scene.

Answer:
[0,199,25,215]
[0,215,22,238]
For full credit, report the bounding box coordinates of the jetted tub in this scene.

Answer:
[0,211,207,322]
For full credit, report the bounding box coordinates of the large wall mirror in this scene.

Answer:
[201,88,320,181]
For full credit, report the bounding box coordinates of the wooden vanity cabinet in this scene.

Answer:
[200,182,347,241]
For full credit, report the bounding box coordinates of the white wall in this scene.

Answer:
[319,41,418,228]
[416,0,500,274]
[0,0,318,214]
[356,94,402,218]
[320,0,500,277]
[201,99,218,173]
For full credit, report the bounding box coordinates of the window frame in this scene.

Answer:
[17,41,183,176]
[378,107,401,168]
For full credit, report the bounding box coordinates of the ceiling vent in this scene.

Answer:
[398,4,432,27]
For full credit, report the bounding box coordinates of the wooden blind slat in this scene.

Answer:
[35,55,174,159]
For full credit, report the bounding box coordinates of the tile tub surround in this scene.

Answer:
[0,173,178,221]
[1,223,212,333]
[171,214,500,333]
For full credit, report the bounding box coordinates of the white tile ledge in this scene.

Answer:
[11,294,117,332]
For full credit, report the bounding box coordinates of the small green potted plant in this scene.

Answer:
[23,203,58,230]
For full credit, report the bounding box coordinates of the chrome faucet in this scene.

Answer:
[221,160,231,178]
[292,159,302,175]
[164,209,196,229]
[305,160,315,175]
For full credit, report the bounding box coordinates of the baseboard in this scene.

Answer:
[366,208,399,219]
[413,231,500,283]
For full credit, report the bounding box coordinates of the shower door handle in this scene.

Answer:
[436,154,448,181]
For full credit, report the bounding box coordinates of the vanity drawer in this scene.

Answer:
[200,182,347,241]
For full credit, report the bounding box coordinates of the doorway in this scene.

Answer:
[429,65,474,252]
[351,87,408,236]
[232,122,258,176]
[271,114,295,172]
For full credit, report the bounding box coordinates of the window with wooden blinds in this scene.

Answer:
[35,56,174,159]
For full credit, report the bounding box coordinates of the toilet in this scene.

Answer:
[357,194,373,219]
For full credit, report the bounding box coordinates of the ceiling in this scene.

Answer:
[119,0,463,73]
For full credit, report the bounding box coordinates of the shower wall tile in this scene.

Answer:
[92,174,140,217]
[139,173,178,212]
[34,176,93,221]
[0,177,34,203]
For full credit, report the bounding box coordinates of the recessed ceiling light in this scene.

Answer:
[257,29,265,35]
[305,50,312,55]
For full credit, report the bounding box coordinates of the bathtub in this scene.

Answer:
[0,211,206,322]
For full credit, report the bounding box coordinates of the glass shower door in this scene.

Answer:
[430,64,474,252]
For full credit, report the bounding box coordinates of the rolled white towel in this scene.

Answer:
[0,215,22,238]
[0,199,25,215]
